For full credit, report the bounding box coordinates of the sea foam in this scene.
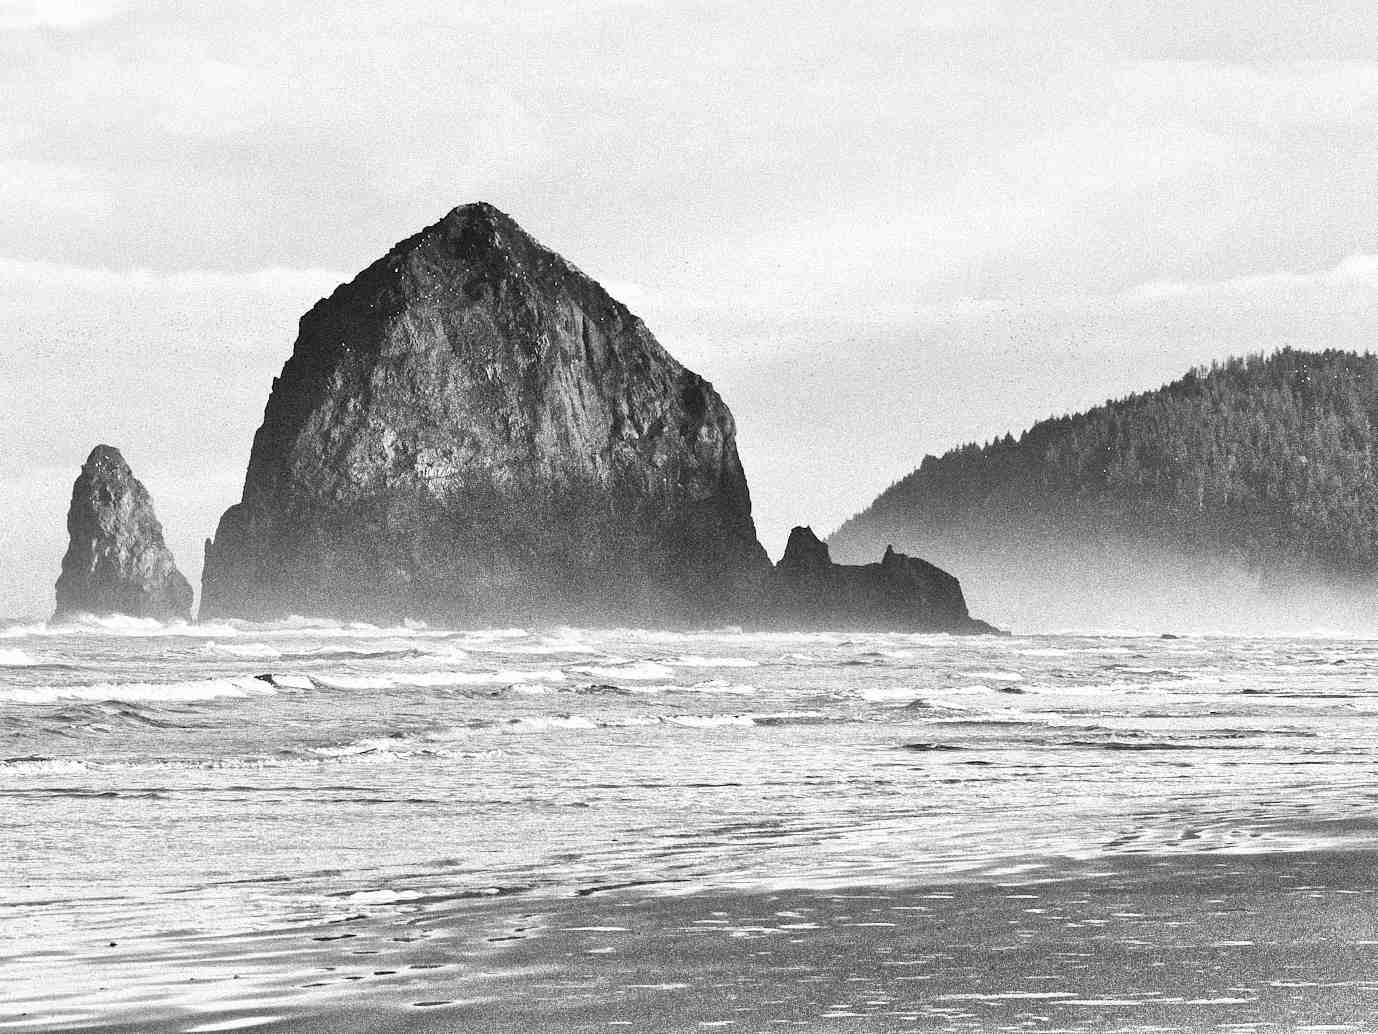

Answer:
[573,661,676,681]
[1,677,279,705]
[311,668,568,691]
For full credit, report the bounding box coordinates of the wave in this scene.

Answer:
[667,679,758,696]
[0,676,280,705]
[499,709,822,732]
[0,755,89,773]
[4,614,244,639]
[309,668,567,691]
[254,673,316,690]
[1,614,469,642]
[666,655,761,669]
[292,645,428,661]
[459,631,604,656]
[203,642,283,659]
[307,709,826,757]
[206,643,430,663]
[572,661,676,682]
[0,647,38,666]
[235,616,453,639]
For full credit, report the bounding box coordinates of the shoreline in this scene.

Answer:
[12,848,1378,1033]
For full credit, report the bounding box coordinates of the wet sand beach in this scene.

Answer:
[15,848,1378,1033]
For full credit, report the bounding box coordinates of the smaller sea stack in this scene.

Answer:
[770,526,993,632]
[53,446,193,622]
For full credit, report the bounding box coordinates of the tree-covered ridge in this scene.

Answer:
[837,349,1378,574]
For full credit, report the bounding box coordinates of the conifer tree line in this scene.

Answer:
[839,349,1378,574]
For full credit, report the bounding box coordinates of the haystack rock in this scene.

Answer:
[54,446,194,621]
[201,203,771,625]
[770,526,995,633]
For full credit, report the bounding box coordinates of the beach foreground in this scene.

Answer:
[12,849,1378,1033]
[7,622,1378,1032]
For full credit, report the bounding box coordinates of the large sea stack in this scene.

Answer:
[201,203,771,625]
[54,445,194,621]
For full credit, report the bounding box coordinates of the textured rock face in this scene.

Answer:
[770,526,990,632]
[202,203,770,624]
[54,446,194,621]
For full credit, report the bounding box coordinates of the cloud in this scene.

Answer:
[0,254,345,304]
[1123,252,1378,307]
[1114,59,1378,132]
[0,0,126,30]
[1110,0,1378,62]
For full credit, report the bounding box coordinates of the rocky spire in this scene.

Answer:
[54,446,194,622]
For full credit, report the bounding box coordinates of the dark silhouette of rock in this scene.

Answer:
[54,446,193,622]
[201,203,770,625]
[769,526,997,633]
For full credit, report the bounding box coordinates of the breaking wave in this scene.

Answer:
[572,661,676,682]
[0,676,280,705]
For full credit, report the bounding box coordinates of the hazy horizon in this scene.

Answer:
[7,1,1378,624]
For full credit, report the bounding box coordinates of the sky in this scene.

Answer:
[4,0,1378,617]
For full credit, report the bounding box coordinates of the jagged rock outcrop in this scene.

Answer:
[201,203,771,625]
[54,446,194,621]
[770,526,995,632]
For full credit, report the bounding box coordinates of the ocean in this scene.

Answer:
[4,618,1378,1032]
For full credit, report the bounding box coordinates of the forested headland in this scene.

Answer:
[831,350,1378,630]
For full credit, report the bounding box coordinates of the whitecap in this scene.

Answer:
[572,661,675,682]
[0,676,277,705]
[669,655,760,669]
[11,615,242,638]
[308,738,408,757]
[306,673,399,690]
[509,683,556,695]
[406,644,470,662]
[0,647,38,666]
[255,673,316,690]
[505,714,603,732]
[856,685,928,702]
[455,627,532,642]
[343,888,422,904]
[0,622,45,639]
[246,616,451,639]
[204,642,283,660]
[676,679,758,696]
[312,669,566,691]
[467,631,602,655]
[0,756,89,773]
[663,713,756,728]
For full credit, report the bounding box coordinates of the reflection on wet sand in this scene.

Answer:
[11,850,1378,1032]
